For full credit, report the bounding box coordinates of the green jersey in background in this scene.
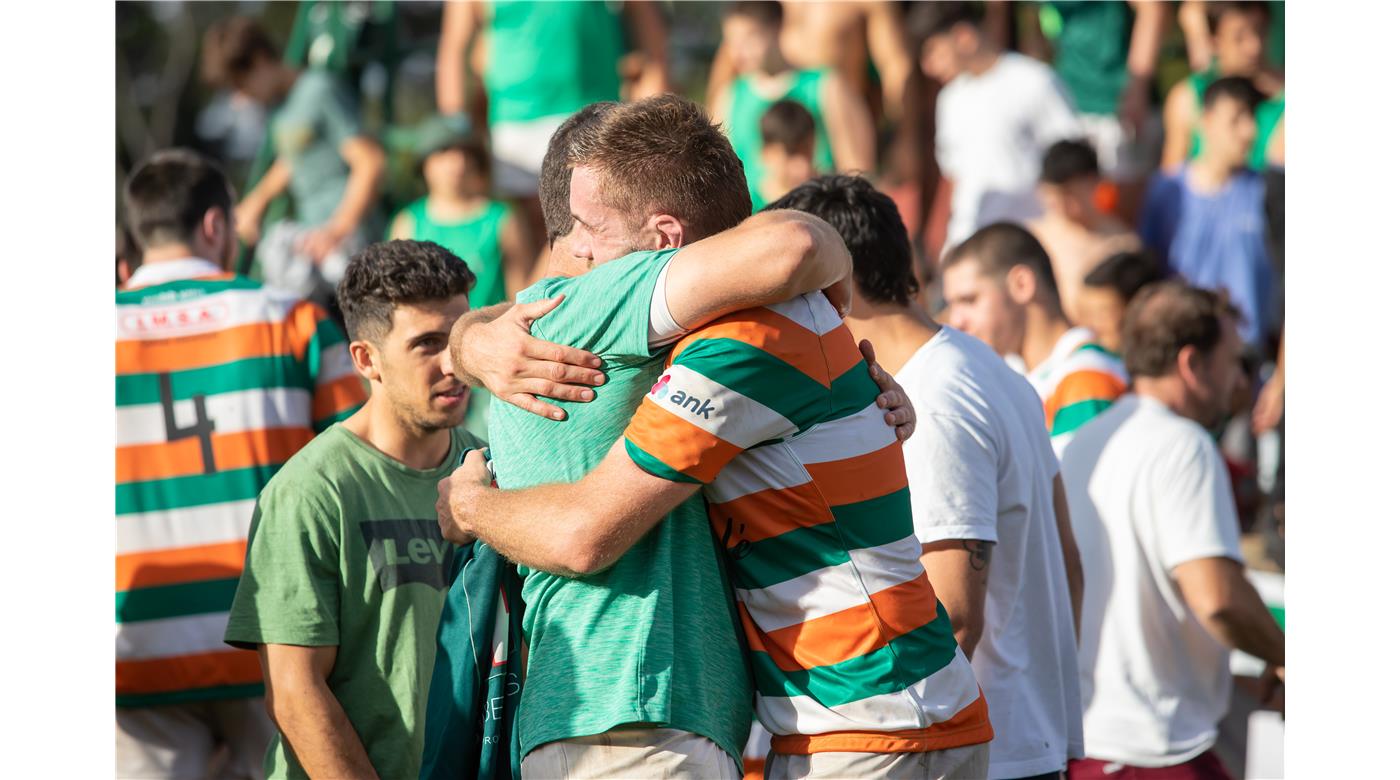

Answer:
[487,250,752,768]
[271,70,370,229]
[1045,0,1131,117]
[725,69,835,210]
[484,0,625,125]
[225,424,481,780]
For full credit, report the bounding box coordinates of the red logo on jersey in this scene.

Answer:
[651,374,671,396]
[120,301,230,336]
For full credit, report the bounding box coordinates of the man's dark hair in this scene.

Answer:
[569,94,751,240]
[123,149,234,251]
[1202,75,1265,114]
[337,240,474,343]
[1206,1,1270,36]
[201,16,278,88]
[765,175,917,307]
[760,100,817,155]
[944,222,1061,309]
[540,102,620,245]
[1041,139,1101,185]
[1083,251,1164,304]
[725,1,783,30]
[906,1,982,47]
[1121,281,1241,378]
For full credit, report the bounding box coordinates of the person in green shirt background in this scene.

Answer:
[390,116,538,442]
[224,240,479,780]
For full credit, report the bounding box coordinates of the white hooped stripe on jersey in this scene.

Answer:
[645,362,797,446]
[763,292,844,336]
[116,287,303,342]
[116,500,256,556]
[315,343,359,383]
[115,611,237,661]
[786,401,897,465]
[116,386,313,448]
[756,646,984,736]
[709,444,816,504]
[735,534,927,632]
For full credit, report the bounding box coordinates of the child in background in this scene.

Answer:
[1077,250,1163,354]
[390,117,535,441]
[755,99,818,209]
[1029,139,1141,325]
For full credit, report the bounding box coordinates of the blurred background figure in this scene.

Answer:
[116,149,365,780]
[709,0,875,209]
[1163,1,1284,172]
[755,99,818,208]
[1140,77,1276,353]
[1060,282,1283,780]
[1077,250,1164,354]
[436,0,670,253]
[1030,138,1142,325]
[912,1,1082,253]
[941,224,1127,457]
[202,15,386,308]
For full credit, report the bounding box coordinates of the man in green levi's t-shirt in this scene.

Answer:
[225,241,480,780]
[436,95,858,778]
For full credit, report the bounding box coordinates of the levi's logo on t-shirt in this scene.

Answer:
[359,519,454,590]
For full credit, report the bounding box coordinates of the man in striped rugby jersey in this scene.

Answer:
[116,150,365,779]
[942,222,1128,457]
[438,95,993,779]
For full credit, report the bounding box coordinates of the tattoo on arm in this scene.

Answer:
[962,540,992,572]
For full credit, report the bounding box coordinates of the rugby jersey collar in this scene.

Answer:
[125,257,224,289]
[1033,326,1096,378]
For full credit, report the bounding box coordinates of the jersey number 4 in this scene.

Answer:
[159,373,217,475]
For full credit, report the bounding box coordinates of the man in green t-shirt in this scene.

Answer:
[224,241,479,780]
[438,95,859,778]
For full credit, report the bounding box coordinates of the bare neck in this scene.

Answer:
[341,396,453,471]
[1132,375,1202,425]
[139,244,217,266]
[1020,302,1072,372]
[845,299,940,376]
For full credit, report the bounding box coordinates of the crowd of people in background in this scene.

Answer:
[115,2,1285,779]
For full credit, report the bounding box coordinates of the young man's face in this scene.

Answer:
[371,297,472,434]
[921,26,974,85]
[232,56,283,106]
[567,165,651,267]
[1038,177,1099,223]
[1188,316,1245,428]
[722,14,779,75]
[941,260,1024,356]
[1077,286,1127,353]
[761,141,818,192]
[423,147,485,199]
[1214,9,1268,75]
[1201,96,1258,168]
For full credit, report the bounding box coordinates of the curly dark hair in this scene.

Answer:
[337,240,474,342]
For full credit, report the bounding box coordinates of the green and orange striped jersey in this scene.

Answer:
[116,259,365,707]
[623,293,993,755]
[1026,327,1128,458]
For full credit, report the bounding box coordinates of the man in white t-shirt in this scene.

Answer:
[1059,281,1284,779]
[770,175,1086,780]
[907,2,1083,251]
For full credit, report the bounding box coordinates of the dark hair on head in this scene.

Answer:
[1121,281,1241,378]
[725,0,783,29]
[337,240,475,343]
[540,102,620,244]
[760,100,817,155]
[123,149,234,250]
[1202,75,1265,114]
[943,222,1061,311]
[765,175,917,307]
[906,1,982,46]
[1206,1,1270,36]
[1041,139,1101,184]
[1083,251,1163,303]
[569,94,751,240]
[440,135,491,178]
[201,16,279,88]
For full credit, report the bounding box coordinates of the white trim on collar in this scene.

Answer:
[125,258,225,289]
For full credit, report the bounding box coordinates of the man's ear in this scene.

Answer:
[202,207,226,248]
[1176,344,1203,392]
[350,339,381,384]
[649,214,686,249]
[1005,264,1038,306]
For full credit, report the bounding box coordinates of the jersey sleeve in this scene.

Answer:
[314,72,364,150]
[520,249,676,363]
[290,301,366,431]
[623,330,801,485]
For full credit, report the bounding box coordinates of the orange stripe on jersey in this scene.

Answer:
[313,374,367,422]
[283,300,323,363]
[1044,369,1127,425]
[116,426,314,483]
[625,399,741,483]
[116,321,297,375]
[804,440,907,507]
[116,540,247,591]
[770,693,994,754]
[819,325,865,378]
[744,574,940,672]
[708,482,834,545]
[672,307,830,387]
[116,648,264,695]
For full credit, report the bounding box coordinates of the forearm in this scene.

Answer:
[464,483,604,577]
[270,675,377,779]
[919,543,989,659]
[436,1,477,115]
[329,144,385,234]
[245,159,292,209]
[626,2,670,93]
[449,303,512,387]
[1126,1,1167,81]
[1206,590,1285,666]
[1053,476,1084,638]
